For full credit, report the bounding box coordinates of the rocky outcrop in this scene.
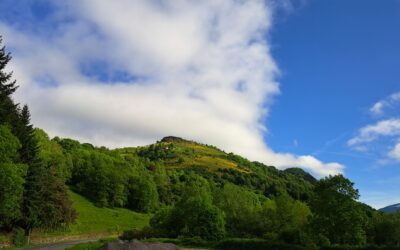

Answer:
[160,136,187,143]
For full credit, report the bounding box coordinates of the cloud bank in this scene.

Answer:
[0,0,343,177]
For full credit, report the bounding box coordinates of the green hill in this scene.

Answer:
[116,136,315,201]
[122,137,251,173]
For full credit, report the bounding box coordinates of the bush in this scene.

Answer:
[320,246,400,250]
[12,228,27,247]
[119,227,157,240]
[216,238,310,250]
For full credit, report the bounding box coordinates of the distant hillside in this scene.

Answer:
[379,203,400,213]
[116,136,316,201]
[284,167,317,184]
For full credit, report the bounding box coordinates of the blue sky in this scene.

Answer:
[269,0,400,207]
[0,0,399,208]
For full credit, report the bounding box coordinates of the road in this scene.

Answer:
[24,239,97,250]
[24,240,210,250]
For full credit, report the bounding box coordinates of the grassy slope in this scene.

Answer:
[67,191,151,234]
[33,190,151,238]
[1,190,151,246]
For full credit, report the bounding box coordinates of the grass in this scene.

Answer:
[0,233,11,248]
[1,190,150,246]
[162,141,251,173]
[118,140,253,174]
[68,191,151,234]
[32,190,151,237]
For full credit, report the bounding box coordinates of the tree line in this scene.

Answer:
[0,37,76,243]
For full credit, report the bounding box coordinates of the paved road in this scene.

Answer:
[25,240,209,250]
[25,239,97,250]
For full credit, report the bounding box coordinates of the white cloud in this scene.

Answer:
[369,91,400,116]
[389,143,400,161]
[348,119,400,146]
[370,101,386,115]
[0,0,343,177]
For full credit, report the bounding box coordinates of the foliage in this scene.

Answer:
[150,178,225,240]
[23,162,77,230]
[35,128,73,181]
[216,238,309,250]
[12,227,27,247]
[0,163,26,228]
[119,227,157,240]
[0,125,20,162]
[310,175,368,246]
[0,37,75,236]
[127,175,159,212]
[0,125,27,228]
[213,183,263,236]
[367,212,400,246]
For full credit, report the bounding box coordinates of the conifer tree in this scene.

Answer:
[21,107,76,242]
[17,105,38,164]
[0,36,19,126]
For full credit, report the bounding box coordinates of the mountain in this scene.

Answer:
[379,203,400,213]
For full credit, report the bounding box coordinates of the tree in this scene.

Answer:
[34,128,73,182]
[0,124,20,162]
[16,105,38,164]
[368,212,400,246]
[127,175,159,212]
[310,175,367,246]
[0,36,19,126]
[213,183,262,236]
[151,178,225,240]
[0,125,27,228]
[0,37,17,94]
[9,76,76,239]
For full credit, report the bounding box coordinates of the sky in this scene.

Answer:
[0,0,398,209]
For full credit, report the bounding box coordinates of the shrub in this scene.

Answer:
[119,227,157,241]
[12,228,27,247]
[215,238,310,250]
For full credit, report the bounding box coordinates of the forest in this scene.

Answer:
[1,37,400,250]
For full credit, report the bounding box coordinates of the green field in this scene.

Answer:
[67,191,151,235]
[1,190,151,246]
[32,190,151,239]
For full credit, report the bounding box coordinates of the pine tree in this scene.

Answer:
[0,37,17,96]
[0,36,19,126]
[17,105,38,164]
[22,109,76,242]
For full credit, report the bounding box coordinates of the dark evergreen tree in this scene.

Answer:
[16,105,38,164]
[22,109,76,242]
[0,36,19,126]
